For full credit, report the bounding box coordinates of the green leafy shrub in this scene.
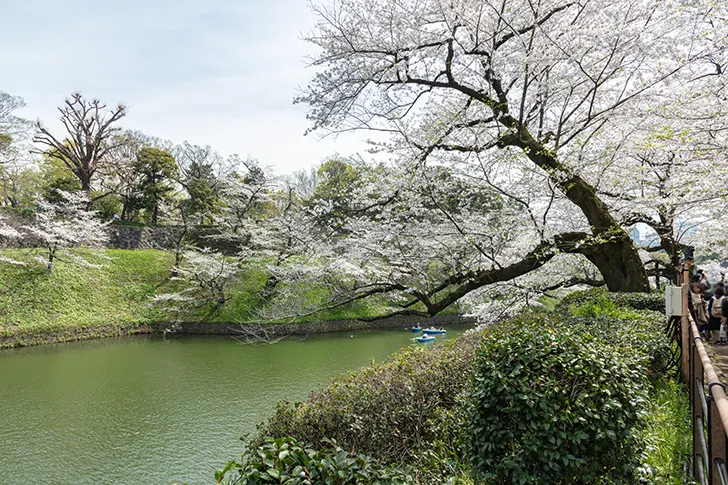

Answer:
[566,296,642,319]
[216,437,410,485]
[250,291,672,485]
[258,330,484,463]
[464,324,648,485]
[557,288,610,308]
[556,289,672,378]
[558,288,665,313]
[564,311,672,379]
[610,292,666,313]
[506,308,671,380]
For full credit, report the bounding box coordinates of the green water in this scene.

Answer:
[0,326,468,485]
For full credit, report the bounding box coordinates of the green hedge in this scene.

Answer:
[258,330,483,464]
[558,288,665,313]
[463,322,648,484]
[564,310,672,379]
[250,290,672,484]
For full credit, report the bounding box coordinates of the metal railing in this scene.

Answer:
[681,263,728,485]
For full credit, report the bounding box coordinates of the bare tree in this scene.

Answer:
[34,93,127,192]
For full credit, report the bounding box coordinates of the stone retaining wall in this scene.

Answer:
[109,225,240,253]
[0,315,474,349]
[0,217,240,254]
[149,314,472,336]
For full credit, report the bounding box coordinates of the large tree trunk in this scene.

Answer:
[581,236,652,292]
[498,124,650,292]
[628,208,683,284]
[77,170,92,191]
[443,78,651,292]
[655,210,682,284]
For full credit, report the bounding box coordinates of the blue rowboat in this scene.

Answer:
[422,327,446,335]
[416,334,435,343]
[411,326,423,333]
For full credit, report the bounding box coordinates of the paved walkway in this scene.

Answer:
[707,343,728,378]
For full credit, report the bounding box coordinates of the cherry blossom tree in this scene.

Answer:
[153,162,277,314]
[253,162,599,321]
[606,78,728,280]
[215,160,275,244]
[295,0,727,295]
[23,191,109,272]
[254,184,327,305]
[155,247,241,312]
[0,214,25,266]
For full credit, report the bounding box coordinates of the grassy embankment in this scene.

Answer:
[0,248,427,347]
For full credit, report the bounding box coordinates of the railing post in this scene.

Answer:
[682,262,692,383]
[693,330,705,475]
[709,382,728,485]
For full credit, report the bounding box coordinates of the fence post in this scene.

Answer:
[682,261,692,383]
[709,382,727,485]
[692,327,705,478]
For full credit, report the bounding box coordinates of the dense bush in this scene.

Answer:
[610,291,666,312]
[249,290,673,485]
[558,287,665,313]
[216,437,410,485]
[564,301,672,378]
[464,323,649,484]
[258,330,484,463]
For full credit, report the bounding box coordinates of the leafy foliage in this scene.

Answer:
[258,328,484,463]
[215,437,410,485]
[563,304,672,379]
[133,146,177,224]
[558,288,665,313]
[464,322,649,484]
[257,290,673,484]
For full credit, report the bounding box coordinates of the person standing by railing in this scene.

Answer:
[691,283,709,339]
[708,287,726,344]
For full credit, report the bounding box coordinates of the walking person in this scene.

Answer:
[708,287,726,344]
[692,283,709,339]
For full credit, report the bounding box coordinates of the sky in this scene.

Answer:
[0,0,368,175]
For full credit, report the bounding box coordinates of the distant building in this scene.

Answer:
[629,224,661,248]
[628,226,642,244]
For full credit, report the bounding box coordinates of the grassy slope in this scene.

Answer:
[0,249,454,343]
[0,249,172,338]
